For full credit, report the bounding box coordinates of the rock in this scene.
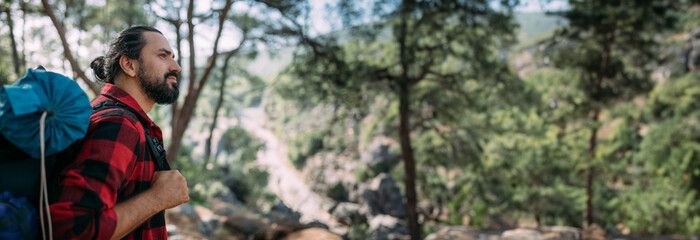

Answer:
[423,226,479,240]
[686,27,700,72]
[193,205,221,237]
[267,202,301,224]
[362,173,406,219]
[540,226,580,240]
[581,224,605,240]
[331,202,368,225]
[366,214,410,240]
[303,153,357,202]
[224,215,268,236]
[303,220,330,230]
[170,203,198,217]
[166,224,178,236]
[165,204,208,240]
[282,227,343,240]
[197,221,215,238]
[361,140,393,167]
[215,187,246,207]
[501,228,542,240]
[215,207,237,217]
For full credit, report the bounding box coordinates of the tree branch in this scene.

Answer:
[41,0,99,95]
[194,0,233,95]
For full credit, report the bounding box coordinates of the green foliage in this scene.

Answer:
[0,33,17,85]
[678,5,700,32]
[648,71,700,118]
[220,126,263,163]
[218,126,278,209]
[227,166,279,210]
[618,179,700,235]
[352,148,400,182]
[421,222,438,238]
[287,129,325,168]
[347,223,368,240]
[172,144,199,185]
[607,71,700,235]
[326,182,346,201]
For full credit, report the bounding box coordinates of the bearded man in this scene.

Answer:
[50,26,189,240]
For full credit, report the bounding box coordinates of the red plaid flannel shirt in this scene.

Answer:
[50,84,167,239]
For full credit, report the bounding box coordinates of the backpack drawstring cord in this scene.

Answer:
[39,111,53,240]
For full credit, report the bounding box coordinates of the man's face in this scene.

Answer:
[137,31,181,104]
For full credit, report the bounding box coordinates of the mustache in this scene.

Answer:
[164,72,179,81]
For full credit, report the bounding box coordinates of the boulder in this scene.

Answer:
[282,228,343,240]
[360,140,393,167]
[540,226,580,240]
[170,202,198,217]
[501,228,542,240]
[362,173,406,219]
[331,202,368,225]
[267,202,301,224]
[194,205,220,238]
[366,214,410,240]
[223,215,268,237]
[303,220,330,230]
[215,187,246,207]
[581,224,605,240]
[686,27,700,72]
[423,226,480,240]
[165,203,208,240]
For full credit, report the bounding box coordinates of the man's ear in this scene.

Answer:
[119,55,138,78]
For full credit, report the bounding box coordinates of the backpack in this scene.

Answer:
[0,66,92,240]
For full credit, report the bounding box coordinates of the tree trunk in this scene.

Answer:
[20,1,27,68]
[166,0,232,163]
[41,0,100,95]
[396,1,419,238]
[585,109,599,227]
[584,27,612,227]
[4,7,22,76]
[399,83,420,240]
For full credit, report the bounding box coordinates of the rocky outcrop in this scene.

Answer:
[282,228,343,240]
[581,224,606,240]
[424,225,604,240]
[361,173,407,219]
[501,228,543,240]
[360,139,395,168]
[331,202,368,225]
[423,226,481,240]
[686,27,700,72]
[366,214,410,240]
[166,197,343,240]
[266,202,302,224]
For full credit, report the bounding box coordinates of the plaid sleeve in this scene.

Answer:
[50,114,142,239]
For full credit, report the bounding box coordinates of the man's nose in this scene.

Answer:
[170,59,181,73]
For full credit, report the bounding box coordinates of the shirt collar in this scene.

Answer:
[100,83,157,129]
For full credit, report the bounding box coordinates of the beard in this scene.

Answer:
[139,62,180,104]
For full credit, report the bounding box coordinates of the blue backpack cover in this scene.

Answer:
[0,67,91,239]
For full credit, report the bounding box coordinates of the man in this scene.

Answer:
[50,26,189,240]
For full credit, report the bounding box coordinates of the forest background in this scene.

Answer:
[2,0,700,239]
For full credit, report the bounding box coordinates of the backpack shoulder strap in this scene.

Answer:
[92,101,171,171]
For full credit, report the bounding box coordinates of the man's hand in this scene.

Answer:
[111,170,189,239]
[151,170,189,209]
